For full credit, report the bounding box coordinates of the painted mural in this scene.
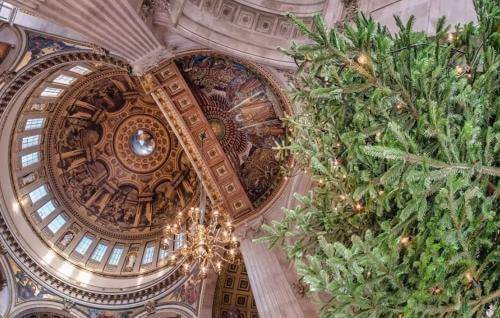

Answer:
[177,55,287,207]
[8,257,59,302]
[16,32,85,70]
[172,279,201,307]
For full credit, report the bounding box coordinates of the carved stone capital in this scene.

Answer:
[131,46,172,75]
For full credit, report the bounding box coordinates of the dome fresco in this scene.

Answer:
[46,73,199,237]
[176,55,287,207]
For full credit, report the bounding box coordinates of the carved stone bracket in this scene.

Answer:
[141,61,253,219]
[132,46,173,75]
[235,215,267,242]
[63,298,76,311]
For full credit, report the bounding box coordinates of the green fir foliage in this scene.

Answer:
[261,0,499,316]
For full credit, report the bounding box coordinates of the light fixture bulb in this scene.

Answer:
[357,54,369,65]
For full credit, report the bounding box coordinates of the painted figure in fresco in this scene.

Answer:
[27,33,75,62]
[59,231,75,248]
[102,188,139,229]
[173,278,200,305]
[15,270,41,299]
[124,252,137,270]
[85,82,125,112]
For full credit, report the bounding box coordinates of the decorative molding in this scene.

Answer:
[0,70,17,85]
[152,0,344,68]
[63,298,76,311]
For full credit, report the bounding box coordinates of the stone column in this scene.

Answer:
[235,172,318,318]
[239,236,306,318]
[359,0,477,34]
[7,0,169,72]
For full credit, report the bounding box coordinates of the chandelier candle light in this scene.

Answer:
[162,185,239,282]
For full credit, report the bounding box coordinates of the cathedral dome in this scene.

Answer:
[0,49,289,308]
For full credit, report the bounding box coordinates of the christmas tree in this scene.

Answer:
[261,0,499,316]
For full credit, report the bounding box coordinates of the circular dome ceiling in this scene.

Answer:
[10,67,199,277]
[46,73,198,238]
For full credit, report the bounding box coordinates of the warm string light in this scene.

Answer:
[464,271,474,283]
[356,53,369,65]
[431,286,443,294]
[355,202,363,211]
[400,236,411,247]
[455,64,472,78]
[446,32,456,43]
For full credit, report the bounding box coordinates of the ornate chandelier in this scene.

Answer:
[161,186,239,282]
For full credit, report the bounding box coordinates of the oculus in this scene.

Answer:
[130,129,155,156]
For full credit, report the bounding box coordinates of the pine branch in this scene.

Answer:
[364,146,500,176]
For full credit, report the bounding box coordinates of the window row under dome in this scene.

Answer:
[20,180,187,273]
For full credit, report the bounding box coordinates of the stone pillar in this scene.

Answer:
[239,236,306,318]
[7,0,168,70]
[234,172,318,318]
[359,0,477,34]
